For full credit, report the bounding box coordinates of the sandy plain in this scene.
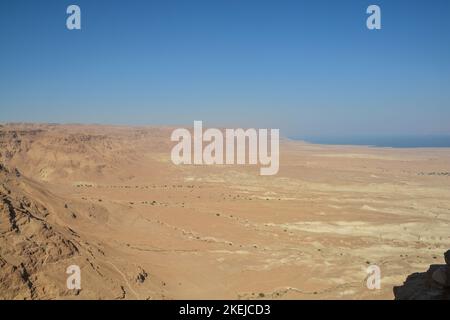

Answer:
[1,123,449,299]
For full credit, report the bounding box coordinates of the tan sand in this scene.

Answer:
[1,124,449,299]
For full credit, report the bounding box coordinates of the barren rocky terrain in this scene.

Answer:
[1,123,449,299]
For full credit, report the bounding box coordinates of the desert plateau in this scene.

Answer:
[0,123,449,299]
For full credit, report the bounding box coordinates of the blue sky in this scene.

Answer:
[0,0,449,136]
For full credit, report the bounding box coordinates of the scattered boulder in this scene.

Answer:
[136,267,148,284]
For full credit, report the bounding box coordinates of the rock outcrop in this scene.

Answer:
[0,163,80,299]
[394,250,450,300]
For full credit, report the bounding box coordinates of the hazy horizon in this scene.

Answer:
[1,0,450,137]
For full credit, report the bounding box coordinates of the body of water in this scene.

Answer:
[294,135,450,148]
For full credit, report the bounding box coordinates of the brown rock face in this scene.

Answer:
[444,250,450,266]
[0,165,79,299]
[394,265,450,300]
[394,251,450,300]
[432,266,450,288]
[0,162,131,299]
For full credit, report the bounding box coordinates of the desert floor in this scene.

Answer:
[1,124,449,299]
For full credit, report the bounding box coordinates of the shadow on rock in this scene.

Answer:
[394,250,450,300]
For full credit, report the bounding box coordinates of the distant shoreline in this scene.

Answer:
[292,135,450,148]
[2,123,450,148]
